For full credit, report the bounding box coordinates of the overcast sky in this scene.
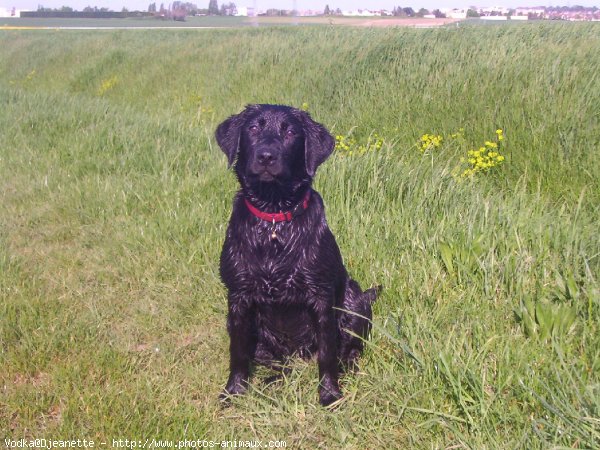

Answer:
[4,0,599,13]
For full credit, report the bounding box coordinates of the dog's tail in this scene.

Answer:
[363,285,382,304]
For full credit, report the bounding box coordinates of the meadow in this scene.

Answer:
[1,22,599,448]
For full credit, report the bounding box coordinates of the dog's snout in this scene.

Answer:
[257,150,276,166]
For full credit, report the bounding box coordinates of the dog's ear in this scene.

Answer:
[297,110,335,177]
[215,105,258,167]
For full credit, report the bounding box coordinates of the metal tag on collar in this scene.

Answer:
[271,217,277,240]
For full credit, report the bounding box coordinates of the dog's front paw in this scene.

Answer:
[319,384,342,407]
[219,374,248,404]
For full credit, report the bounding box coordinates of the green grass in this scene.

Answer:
[1,23,599,448]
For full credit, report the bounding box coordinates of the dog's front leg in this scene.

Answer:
[221,296,255,401]
[314,303,342,406]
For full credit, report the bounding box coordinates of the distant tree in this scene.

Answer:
[416,7,429,17]
[208,0,218,15]
[324,4,330,15]
[171,1,192,18]
[173,7,186,20]
[172,1,199,14]
[60,6,73,11]
[402,7,414,16]
[466,8,479,17]
[148,2,156,12]
[432,9,445,18]
[218,2,235,15]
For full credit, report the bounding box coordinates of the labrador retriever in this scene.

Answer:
[216,104,377,406]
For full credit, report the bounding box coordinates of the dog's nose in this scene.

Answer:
[257,151,276,166]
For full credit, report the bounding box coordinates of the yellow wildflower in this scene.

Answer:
[97,75,118,96]
[418,133,443,152]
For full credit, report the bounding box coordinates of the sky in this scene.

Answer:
[4,0,599,13]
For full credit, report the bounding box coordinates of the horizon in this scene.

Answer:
[3,0,600,14]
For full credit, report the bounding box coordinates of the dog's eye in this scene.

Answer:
[285,129,295,137]
[249,125,259,133]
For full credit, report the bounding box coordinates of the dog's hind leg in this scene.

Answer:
[337,280,379,369]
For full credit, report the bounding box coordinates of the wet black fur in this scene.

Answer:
[216,104,378,406]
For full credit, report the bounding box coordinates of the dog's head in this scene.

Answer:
[216,104,334,194]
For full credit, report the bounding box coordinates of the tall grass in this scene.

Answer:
[1,23,599,448]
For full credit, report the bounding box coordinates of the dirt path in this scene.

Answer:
[357,18,460,27]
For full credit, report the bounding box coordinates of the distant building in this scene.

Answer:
[479,5,510,16]
[235,6,255,16]
[515,7,545,17]
[0,6,22,17]
[297,10,320,16]
[445,8,467,19]
[342,9,378,16]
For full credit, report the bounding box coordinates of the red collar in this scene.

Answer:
[244,191,311,223]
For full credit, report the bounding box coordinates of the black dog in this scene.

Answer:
[216,104,377,406]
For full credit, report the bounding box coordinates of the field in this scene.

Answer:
[0,16,457,29]
[0,16,247,29]
[1,23,599,448]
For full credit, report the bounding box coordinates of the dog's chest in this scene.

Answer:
[248,240,309,303]
[223,222,313,303]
